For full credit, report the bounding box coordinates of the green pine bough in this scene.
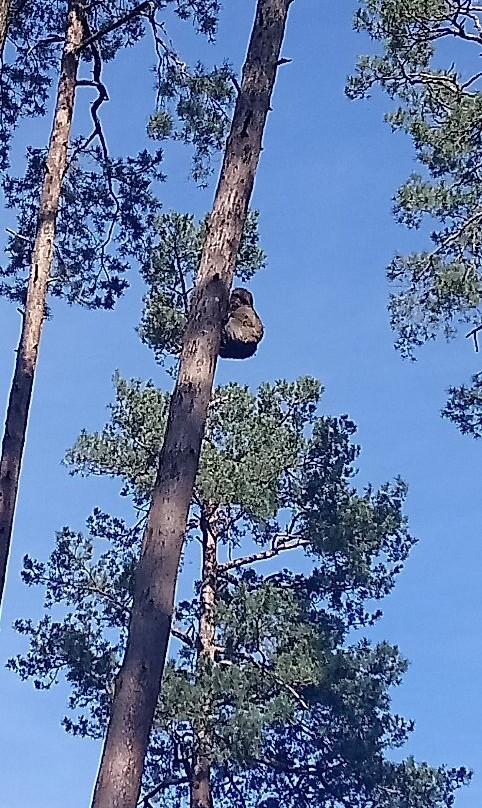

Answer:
[348,0,482,434]
[10,374,471,807]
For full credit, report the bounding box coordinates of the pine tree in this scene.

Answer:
[0,0,84,610]
[0,0,233,607]
[9,373,470,807]
[89,2,293,806]
[348,1,482,434]
[139,209,265,369]
[0,2,64,171]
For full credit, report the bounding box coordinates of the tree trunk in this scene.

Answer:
[0,0,10,61]
[1,1,32,59]
[190,508,217,808]
[0,2,82,608]
[90,2,293,807]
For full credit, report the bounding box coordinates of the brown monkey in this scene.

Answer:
[219,287,264,359]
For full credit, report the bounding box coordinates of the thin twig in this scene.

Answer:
[6,227,30,242]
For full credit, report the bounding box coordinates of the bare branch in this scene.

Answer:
[171,625,196,648]
[78,1,151,52]
[466,322,482,351]
[6,227,30,243]
[140,775,189,807]
[218,534,308,573]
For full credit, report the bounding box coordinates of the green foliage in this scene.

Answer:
[443,371,482,437]
[348,1,482,358]
[2,147,164,308]
[1,0,215,170]
[1,1,234,308]
[8,375,469,807]
[65,373,170,507]
[198,376,318,517]
[148,61,235,183]
[1,3,66,172]
[66,374,315,517]
[139,209,265,365]
[172,0,220,37]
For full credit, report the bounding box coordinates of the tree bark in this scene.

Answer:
[0,2,82,608]
[0,0,10,61]
[90,2,293,807]
[190,508,217,808]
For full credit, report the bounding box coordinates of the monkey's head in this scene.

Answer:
[229,287,253,309]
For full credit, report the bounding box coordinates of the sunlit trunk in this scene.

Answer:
[0,0,10,60]
[191,508,217,808]
[0,1,83,608]
[90,2,294,807]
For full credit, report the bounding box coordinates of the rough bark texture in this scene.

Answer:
[0,2,82,609]
[191,509,217,808]
[0,0,10,61]
[90,2,293,807]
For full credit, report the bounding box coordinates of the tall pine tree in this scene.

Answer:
[90,3,293,806]
[9,177,470,808]
[0,0,233,607]
[9,373,470,807]
[0,0,85,607]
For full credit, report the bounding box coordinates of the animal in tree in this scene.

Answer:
[219,287,264,359]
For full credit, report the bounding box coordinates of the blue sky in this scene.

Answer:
[1,2,481,806]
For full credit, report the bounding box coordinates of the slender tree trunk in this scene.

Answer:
[90,2,293,807]
[0,0,10,61]
[1,2,34,58]
[0,2,82,608]
[191,508,217,808]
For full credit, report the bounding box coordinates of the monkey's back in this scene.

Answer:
[219,304,264,359]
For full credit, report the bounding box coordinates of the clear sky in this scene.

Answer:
[1,2,481,806]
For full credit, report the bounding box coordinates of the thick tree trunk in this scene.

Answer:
[0,2,82,608]
[90,2,293,807]
[190,509,217,808]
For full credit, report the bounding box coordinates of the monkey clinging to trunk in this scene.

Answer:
[219,287,264,359]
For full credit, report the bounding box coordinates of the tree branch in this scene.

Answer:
[218,650,310,711]
[78,1,151,52]
[171,625,196,648]
[218,534,308,573]
[140,775,189,807]
[466,322,482,352]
